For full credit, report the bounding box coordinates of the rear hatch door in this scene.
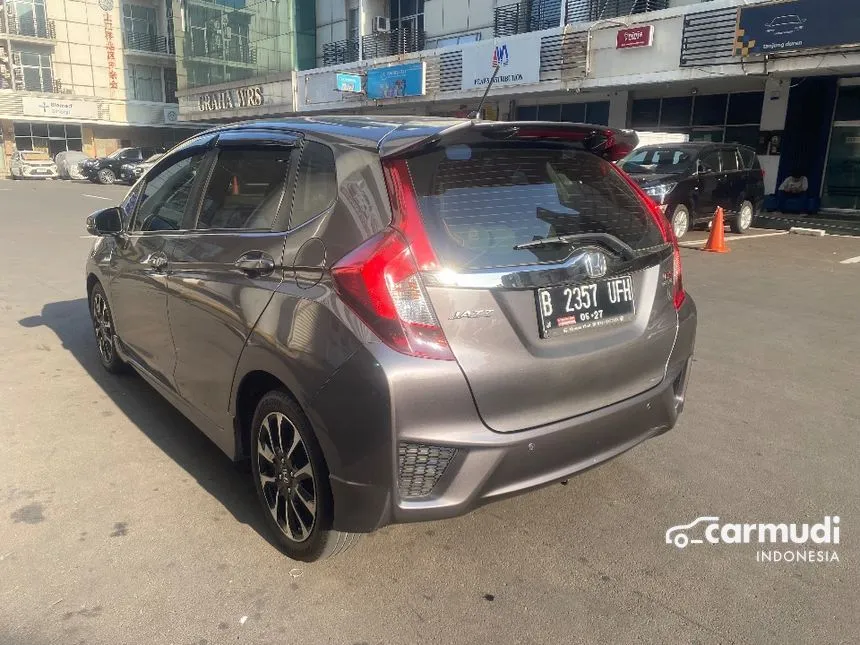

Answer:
[404,125,679,432]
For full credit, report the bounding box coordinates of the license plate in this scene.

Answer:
[537,275,635,338]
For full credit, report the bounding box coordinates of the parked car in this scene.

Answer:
[618,142,765,238]
[55,150,90,180]
[80,146,161,185]
[10,150,58,179]
[84,118,696,561]
[119,153,164,184]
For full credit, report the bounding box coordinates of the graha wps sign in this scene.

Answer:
[198,86,264,112]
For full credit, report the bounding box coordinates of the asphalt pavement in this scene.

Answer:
[0,179,858,645]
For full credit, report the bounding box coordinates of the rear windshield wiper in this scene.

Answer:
[513,233,636,260]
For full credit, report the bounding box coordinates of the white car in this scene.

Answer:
[765,14,806,35]
[665,516,720,549]
[10,150,58,180]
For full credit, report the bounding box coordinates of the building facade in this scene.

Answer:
[172,0,860,213]
[0,0,202,176]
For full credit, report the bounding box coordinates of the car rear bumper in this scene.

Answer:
[312,296,697,533]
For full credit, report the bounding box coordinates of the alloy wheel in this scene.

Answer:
[91,292,114,365]
[98,168,115,184]
[256,412,317,543]
[672,207,689,239]
[739,203,754,230]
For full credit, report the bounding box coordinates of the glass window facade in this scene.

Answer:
[630,92,763,148]
[517,101,611,126]
[14,122,82,157]
[13,49,53,92]
[176,0,316,92]
[128,64,164,102]
[8,0,50,38]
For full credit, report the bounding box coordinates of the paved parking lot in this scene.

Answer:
[1,179,858,645]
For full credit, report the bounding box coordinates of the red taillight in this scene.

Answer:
[331,159,454,360]
[612,164,686,310]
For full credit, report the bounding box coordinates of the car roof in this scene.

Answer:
[197,117,638,158]
[199,116,472,156]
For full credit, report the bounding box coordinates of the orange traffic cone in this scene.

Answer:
[230,175,239,195]
[702,207,730,253]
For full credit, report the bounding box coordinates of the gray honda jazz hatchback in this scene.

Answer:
[85,117,696,561]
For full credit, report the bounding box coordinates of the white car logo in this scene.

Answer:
[665,516,720,549]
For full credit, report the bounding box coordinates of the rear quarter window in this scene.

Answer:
[407,144,665,270]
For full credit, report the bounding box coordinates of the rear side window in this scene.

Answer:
[406,144,665,269]
[290,142,337,228]
[719,149,740,171]
[738,147,756,169]
[196,148,290,230]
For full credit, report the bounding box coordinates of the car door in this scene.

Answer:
[108,137,213,390]
[166,129,298,430]
[718,147,745,211]
[693,149,722,220]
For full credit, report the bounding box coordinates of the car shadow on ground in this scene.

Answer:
[18,298,283,552]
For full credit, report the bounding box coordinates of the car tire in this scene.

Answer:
[669,203,690,239]
[89,283,126,374]
[97,168,116,185]
[250,390,361,561]
[731,200,754,234]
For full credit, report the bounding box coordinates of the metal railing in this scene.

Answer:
[494,0,670,36]
[566,0,669,25]
[123,32,175,55]
[2,15,56,39]
[494,1,560,37]
[322,28,425,66]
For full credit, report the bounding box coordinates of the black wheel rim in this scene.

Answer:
[257,412,317,543]
[91,292,114,365]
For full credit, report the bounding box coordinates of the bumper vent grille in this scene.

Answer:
[398,443,458,499]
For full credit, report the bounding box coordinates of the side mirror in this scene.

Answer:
[86,207,123,236]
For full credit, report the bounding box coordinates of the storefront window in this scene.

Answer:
[13,122,82,156]
[516,101,610,126]
[630,92,763,145]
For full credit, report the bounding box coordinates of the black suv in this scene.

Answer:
[619,143,765,238]
[81,146,161,185]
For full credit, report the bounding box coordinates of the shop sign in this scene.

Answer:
[103,12,118,91]
[461,37,541,91]
[617,25,654,49]
[336,72,363,94]
[735,0,860,57]
[366,62,425,100]
[196,86,264,112]
[21,96,99,120]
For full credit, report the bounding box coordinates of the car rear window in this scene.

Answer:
[406,143,665,270]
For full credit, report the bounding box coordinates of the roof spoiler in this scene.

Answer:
[380,121,638,162]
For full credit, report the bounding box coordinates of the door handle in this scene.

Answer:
[141,252,168,271]
[235,251,275,277]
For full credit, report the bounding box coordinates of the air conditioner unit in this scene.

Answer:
[373,16,390,33]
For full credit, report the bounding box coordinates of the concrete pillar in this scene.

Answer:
[759,76,790,194]
[608,90,630,129]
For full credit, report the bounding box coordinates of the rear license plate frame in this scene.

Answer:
[536,274,636,339]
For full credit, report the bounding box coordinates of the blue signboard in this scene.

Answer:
[336,73,363,94]
[735,0,860,57]
[366,62,426,100]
